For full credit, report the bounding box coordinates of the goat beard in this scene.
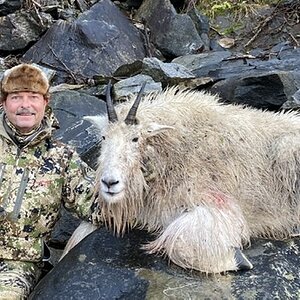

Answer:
[96,168,148,236]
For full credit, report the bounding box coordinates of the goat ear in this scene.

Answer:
[83,115,108,131]
[146,122,175,136]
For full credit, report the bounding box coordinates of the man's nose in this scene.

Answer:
[20,97,31,107]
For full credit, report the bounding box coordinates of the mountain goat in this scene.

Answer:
[65,82,300,274]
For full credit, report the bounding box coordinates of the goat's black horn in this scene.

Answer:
[106,80,118,123]
[125,82,146,125]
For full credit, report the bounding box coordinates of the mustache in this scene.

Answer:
[16,109,35,115]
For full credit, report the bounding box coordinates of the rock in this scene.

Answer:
[113,57,196,88]
[51,89,106,156]
[75,0,90,12]
[113,60,144,78]
[125,0,143,9]
[172,50,232,78]
[141,57,195,87]
[187,7,210,51]
[113,74,162,100]
[49,88,107,247]
[210,71,300,110]
[30,227,300,299]
[135,0,204,58]
[0,10,53,51]
[0,0,21,16]
[49,207,81,246]
[23,0,146,81]
[30,228,150,300]
[212,48,300,81]
[282,89,300,110]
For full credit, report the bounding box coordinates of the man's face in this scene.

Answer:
[3,92,48,133]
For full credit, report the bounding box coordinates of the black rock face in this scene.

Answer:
[30,227,300,299]
[30,229,151,300]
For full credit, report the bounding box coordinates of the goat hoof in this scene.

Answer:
[234,248,253,271]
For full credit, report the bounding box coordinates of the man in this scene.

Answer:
[0,63,99,299]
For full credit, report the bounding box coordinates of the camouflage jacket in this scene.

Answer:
[0,108,98,262]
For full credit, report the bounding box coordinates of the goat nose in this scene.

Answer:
[101,178,119,188]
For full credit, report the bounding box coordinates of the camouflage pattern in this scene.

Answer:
[0,107,98,262]
[0,259,41,299]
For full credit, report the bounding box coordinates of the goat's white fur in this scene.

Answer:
[64,88,300,273]
[61,221,97,260]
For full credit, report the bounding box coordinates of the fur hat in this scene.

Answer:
[1,64,49,100]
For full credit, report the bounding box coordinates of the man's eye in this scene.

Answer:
[30,96,39,101]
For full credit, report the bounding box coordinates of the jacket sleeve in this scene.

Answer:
[61,147,101,226]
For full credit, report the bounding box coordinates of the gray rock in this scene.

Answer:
[114,74,162,100]
[210,71,300,110]
[172,50,232,78]
[135,0,204,58]
[49,207,81,246]
[0,0,21,16]
[0,10,53,51]
[282,89,300,110]
[30,227,300,299]
[23,0,146,80]
[30,228,150,300]
[213,48,300,81]
[113,60,144,78]
[49,89,107,246]
[51,90,106,156]
[141,57,195,87]
[187,7,210,50]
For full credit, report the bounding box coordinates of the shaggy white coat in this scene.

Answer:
[65,88,300,273]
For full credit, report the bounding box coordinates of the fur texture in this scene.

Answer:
[1,64,49,99]
[73,88,300,273]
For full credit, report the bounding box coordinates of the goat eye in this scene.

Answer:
[132,137,139,142]
[102,136,106,141]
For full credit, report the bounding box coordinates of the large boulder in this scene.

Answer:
[135,0,205,58]
[30,228,151,300]
[23,0,147,82]
[210,71,300,110]
[51,89,106,157]
[30,227,300,299]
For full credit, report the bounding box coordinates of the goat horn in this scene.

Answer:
[106,80,118,123]
[125,82,146,125]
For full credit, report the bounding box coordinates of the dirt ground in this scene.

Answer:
[209,0,300,54]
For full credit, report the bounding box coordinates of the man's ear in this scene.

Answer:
[2,101,6,111]
[146,122,175,137]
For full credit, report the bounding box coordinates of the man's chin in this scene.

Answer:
[15,120,37,133]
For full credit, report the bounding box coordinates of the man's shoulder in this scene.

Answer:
[46,138,76,155]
